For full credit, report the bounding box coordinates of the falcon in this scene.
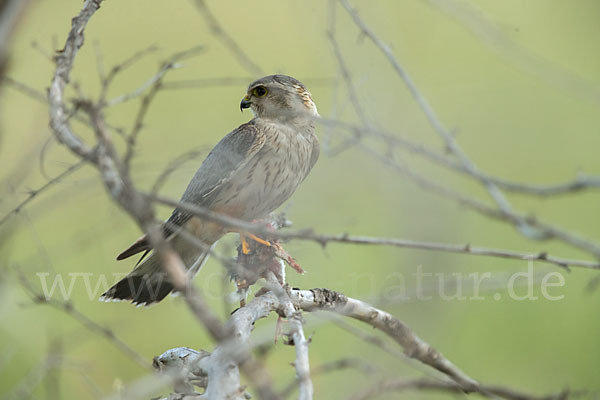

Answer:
[101,75,320,305]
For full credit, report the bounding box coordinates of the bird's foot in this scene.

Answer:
[240,231,271,255]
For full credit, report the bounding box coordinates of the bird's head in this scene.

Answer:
[240,75,318,120]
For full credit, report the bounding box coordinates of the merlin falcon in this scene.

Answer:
[101,75,320,305]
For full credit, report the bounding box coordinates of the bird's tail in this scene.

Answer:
[100,236,215,306]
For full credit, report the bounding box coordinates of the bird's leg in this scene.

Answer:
[245,232,271,246]
[240,234,251,255]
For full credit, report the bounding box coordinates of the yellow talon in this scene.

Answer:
[245,232,271,247]
[239,232,271,255]
[241,237,251,254]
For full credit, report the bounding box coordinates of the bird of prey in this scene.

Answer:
[101,75,320,305]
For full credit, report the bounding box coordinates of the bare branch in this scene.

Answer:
[339,119,600,197]
[161,77,251,90]
[479,174,600,196]
[152,288,279,399]
[153,347,210,395]
[291,289,478,390]
[326,316,435,379]
[335,0,600,269]
[4,76,47,102]
[150,148,208,195]
[151,194,600,270]
[267,275,313,400]
[315,117,600,257]
[347,377,575,400]
[30,41,55,63]
[325,3,370,156]
[426,0,600,104]
[357,143,600,259]
[5,76,127,137]
[1,353,65,400]
[285,309,312,400]
[122,46,204,169]
[97,44,159,103]
[339,0,545,241]
[106,62,176,107]
[326,10,369,128]
[122,64,170,169]
[159,288,561,399]
[192,0,264,76]
[0,160,85,227]
[15,268,150,369]
[281,358,376,398]
[326,6,600,272]
[47,0,101,160]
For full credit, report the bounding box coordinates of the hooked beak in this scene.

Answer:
[240,96,251,112]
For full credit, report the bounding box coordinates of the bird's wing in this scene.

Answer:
[116,121,266,261]
[166,120,266,228]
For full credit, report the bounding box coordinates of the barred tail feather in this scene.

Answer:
[101,238,214,306]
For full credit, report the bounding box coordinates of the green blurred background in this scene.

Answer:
[1,0,600,398]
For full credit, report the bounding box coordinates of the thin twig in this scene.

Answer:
[358,143,600,259]
[315,108,600,197]
[47,0,100,160]
[122,67,168,169]
[1,354,64,400]
[280,358,376,398]
[4,76,47,102]
[347,377,575,400]
[339,0,542,241]
[326,10,369,128]
[338,0,600,265]
[15,268,150,369]
[150,194,600,270]
[5,76,126,137]
[327,315,437,379]
[266,275,313,400]
[123,46,204,169]
[0,160,85,226]
[192,0,264,76]
[161,77,251,90]
[426,0,600,104]
[97,44,159,104]
[106,62,176,107]
[365,126,600,196]
[29,41,54,64]
[150,147,208,195]
[479,174,600,196]
[160,288,549,399]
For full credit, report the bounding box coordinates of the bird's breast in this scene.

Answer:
[211,122,316,221]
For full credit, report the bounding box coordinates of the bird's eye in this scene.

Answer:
[253,86,268,97]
